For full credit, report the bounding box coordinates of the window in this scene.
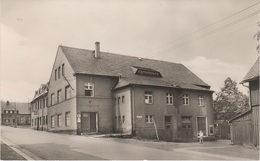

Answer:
[51,93,55,105]
[5,119,10,123]
[65,112,70,126]
[20,117,25,122]
[183,94,189,105]
[55,69,57,80]
[146,115,154,123]
[57,90,62,103]
[198,95,204,106]
[10,111,13,114]
[166,93,173,105]
[43,99,45,108]
[132,66,162,77]
[58,114,62,127]
[197,117,207,136]
[122,96,125,103]
[145,91,153,104]
[46,115,48,125]
[209,125,214,135]
[62,64,65,76]
[118,97,121,104]
[39,117,42,125]
[65,86,71,100]
[58,67,61,79]
[43,116,45,125]
[118,116,121,123]
[122,116,125,123]
[85,83,94,97]
[51,116,55,128]
[4,110,7,114]
[165,116,172,123]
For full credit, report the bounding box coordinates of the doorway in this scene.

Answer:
[181,116,193,141]
[81,112,98,133]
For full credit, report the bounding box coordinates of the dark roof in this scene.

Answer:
[1,101,30,114]
[60,45,211,91]
[241,57,260,83]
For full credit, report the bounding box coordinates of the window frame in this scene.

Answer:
[57,113,62,127]
[166,93,173,105]
[198,95,204,106]
[145,91,153,104]
[183,94,189,106]
[84,83,94,97]
[58,67,61,79]
[65,86,71,100]
[51,115,55,128]
[65,112,70,127]
[51,93,55,105]
[145,115,154,123]
[57,89,62,103]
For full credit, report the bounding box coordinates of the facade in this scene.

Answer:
[46,42,214,141]
[31,83,49,131]
[230,57,259,147]
[1,101,31,126]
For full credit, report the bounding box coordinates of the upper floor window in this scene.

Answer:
[58,67,61,79]
[62,64,65,76]
[146,115,154,123]
[183,94,189,105]
[122,96,125,103]
[198,95,204,106]
[55,69,57,80]
[65,86,71,100]
[57,90,62,103]
[145,91,153,104]
[118,97,121,104]
[51,93,55,105]
[10,111,13,114]
[85,83,94,97]
[166,93,173,105]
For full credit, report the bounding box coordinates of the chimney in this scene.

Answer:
[95,42,100,58]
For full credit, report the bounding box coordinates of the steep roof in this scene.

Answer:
[241,57,260,83]
[60,45,211,91]
[1,101,30,114]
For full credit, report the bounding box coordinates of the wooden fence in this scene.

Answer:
[230,119,253,146]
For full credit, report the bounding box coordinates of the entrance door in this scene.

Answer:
[182,123,193,142]
[81,112,97,133]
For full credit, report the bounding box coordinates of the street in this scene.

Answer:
[1,126,259,160]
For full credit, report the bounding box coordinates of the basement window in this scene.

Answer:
[131,66,162,77]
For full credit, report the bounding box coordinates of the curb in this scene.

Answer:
[0,137,43,160]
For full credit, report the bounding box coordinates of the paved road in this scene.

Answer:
[1,126,258,160]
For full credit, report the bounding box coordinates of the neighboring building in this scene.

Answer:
[46,42,214,141]
[1,101,31,126]
[229,57,259,147]
[214,120,230,139]
[31,83,49,131]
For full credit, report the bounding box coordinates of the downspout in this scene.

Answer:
[131,85,135,136]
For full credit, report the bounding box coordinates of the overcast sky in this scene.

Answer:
[1,0,259,102]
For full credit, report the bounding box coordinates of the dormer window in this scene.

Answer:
[131,66,162,77]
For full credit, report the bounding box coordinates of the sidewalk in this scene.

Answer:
[101,137,259,160]
[0,141,25,160]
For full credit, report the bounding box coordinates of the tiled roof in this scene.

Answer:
[60,45,211,91]
[241,57,260,83]
[1,101,30,114]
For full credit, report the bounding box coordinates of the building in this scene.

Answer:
[31,83,49,131]
[214,120,230,139]
[1,101,31,126]
[46,42,214,141]
[229,57,259,147]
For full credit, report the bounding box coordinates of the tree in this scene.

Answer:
[213,77,249,121]
[254,23,260,54]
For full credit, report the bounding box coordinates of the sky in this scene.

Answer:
[1,0,259,102]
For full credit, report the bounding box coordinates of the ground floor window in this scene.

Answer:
[4,119,10,123]
[51,115,55,128]
[58,114,62,127]
[197,117,207,136]
[146,115,154,123]
[65,112,70,126]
